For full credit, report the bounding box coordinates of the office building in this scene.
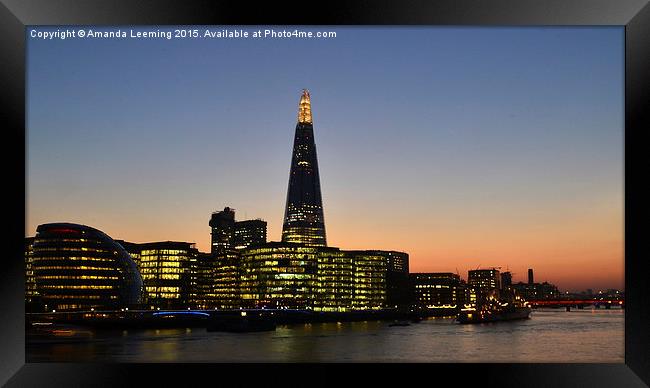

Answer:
[239,242,387,311]
[369,250,409,308]
[314,248,354,311]
[410,272,463,310]
[348,251,387,310]
[136,241,198,309]
[210,207,267,252]
[192,252,217,309]
[239,242,319,309]
[281,90,327,247]
[468,268,501,296]
[209,207,236,253]
[234,219,267,249]
[211,249,241,309]
[191,251,240,310]
[25,237,39,310]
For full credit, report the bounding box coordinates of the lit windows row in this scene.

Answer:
[33,266,116,271]
[36,275,119,280]
[40,285,115,290]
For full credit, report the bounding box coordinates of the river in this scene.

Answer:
[26,308,623,363]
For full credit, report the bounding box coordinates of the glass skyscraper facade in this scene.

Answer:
[240,242,319,309]
[136,241,198,309]
[239,243,387,311]
[281,90,327,247]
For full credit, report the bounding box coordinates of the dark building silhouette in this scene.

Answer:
[512,271,560,301]
[210,207,267,252]
[501,271,513,289]
[29,223,144,311]
[210,207,236,253]
[281,90,327,247]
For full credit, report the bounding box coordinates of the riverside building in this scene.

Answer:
[135,241,198,309]
[371,250,410,309]
[468,268,502,297]
[25,237,39,311]
[410,272,464,311]
[28,223,144,312]
[239,243,387,311]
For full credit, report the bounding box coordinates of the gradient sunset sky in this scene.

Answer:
[26,27,624,292]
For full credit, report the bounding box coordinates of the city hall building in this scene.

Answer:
[28,223,144,312]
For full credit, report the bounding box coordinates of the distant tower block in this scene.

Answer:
[281,90,327,246]
[210,207,236,253]
[528,268,534,284]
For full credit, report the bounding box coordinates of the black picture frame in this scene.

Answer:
[1,0,648,386]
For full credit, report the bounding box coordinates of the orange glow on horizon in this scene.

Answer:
[27,192,623,293]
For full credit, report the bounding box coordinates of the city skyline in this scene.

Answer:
[26,26,624,292]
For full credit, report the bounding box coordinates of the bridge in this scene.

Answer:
[527,299,624,309]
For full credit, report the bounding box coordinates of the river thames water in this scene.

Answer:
[27,308,623,363]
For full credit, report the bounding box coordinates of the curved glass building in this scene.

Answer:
[31,223,144,311]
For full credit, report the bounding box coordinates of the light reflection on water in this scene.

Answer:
[27,308,624,363]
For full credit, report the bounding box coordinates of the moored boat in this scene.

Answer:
[457,306,531,324]
[457,287,532,324]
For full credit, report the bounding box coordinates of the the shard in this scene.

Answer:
[281,90,327,246]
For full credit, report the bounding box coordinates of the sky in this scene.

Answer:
[26,26,624,292]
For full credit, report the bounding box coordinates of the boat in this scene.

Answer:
[388,320,411,327]
[207,311,276,332]
[457,306,531,324]
[26,322,95,342]
[457,288,532,324]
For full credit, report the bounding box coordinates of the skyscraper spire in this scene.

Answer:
[282,90,327,246]
[298,89,312,124]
